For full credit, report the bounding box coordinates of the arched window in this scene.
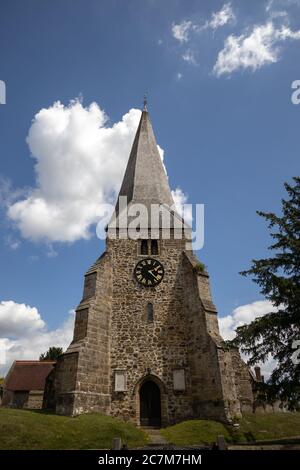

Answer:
[147,303,154,322]
[141,239,148,255]
[151,240,158,255]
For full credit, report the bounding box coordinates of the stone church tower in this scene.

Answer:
[45,103,254,425]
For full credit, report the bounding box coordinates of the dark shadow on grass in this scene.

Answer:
[243,432,256,443]
[27,408,57,415]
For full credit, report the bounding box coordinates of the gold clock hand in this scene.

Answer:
[148,270,158,280]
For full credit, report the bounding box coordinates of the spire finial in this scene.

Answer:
[143,94,148,111]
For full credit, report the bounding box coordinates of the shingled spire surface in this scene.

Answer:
[117,108,174,209]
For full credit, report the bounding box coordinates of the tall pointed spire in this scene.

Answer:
[116,104,174,210]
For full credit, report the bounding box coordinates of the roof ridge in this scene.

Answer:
[14,360,56,364]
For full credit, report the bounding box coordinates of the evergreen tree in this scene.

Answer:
[39,346,63,361]
[231,177,300,408]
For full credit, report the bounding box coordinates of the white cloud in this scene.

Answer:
[7,101,142,243]
[214,21,300,76]
[172,20,194,43]
[257,355,277,380]
[4,235,21,250]
[172,3,235,43]
[5,100,187,245]
[209,2,235,30]
[266,0,274,13]
[9,240,20,250]
[219,300,279,379]
[219,300,278,341]
[0,300,45,337]
[0,300,74,375]
[171,4,235,67]
[171,187,192,225]
[46,244,58,258]
[176,72,183,81]
[182,49,197,65]
[0,176,26,207]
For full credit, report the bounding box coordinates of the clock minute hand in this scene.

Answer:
[148,270,158,280]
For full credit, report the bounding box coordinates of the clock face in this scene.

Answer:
[134,258,164,287]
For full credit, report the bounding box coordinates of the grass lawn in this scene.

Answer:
[161,413,300,446]
[234,412,300,443]
[1,408,299,449]
[0,408,148,449]
[161,419,230,446]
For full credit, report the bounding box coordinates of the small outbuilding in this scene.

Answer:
[2,360,55,409]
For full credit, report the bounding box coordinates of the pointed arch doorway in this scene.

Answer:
[139,380,161,427]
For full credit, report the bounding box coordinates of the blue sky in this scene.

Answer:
[0,0,300,370]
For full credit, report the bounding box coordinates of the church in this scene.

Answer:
[44,102,256,426]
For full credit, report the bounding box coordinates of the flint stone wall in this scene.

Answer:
[46,232,252,424]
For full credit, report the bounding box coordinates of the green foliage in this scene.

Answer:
[0,409,148,450]
[194,261,206,273]
[231,177,300,408]
[0,377,4,385]
[39,347,63,361]
[161,413,300,445]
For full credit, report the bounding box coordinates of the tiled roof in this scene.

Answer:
[4,361,55,391]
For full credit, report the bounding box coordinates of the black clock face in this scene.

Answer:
[134,258,164,287]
